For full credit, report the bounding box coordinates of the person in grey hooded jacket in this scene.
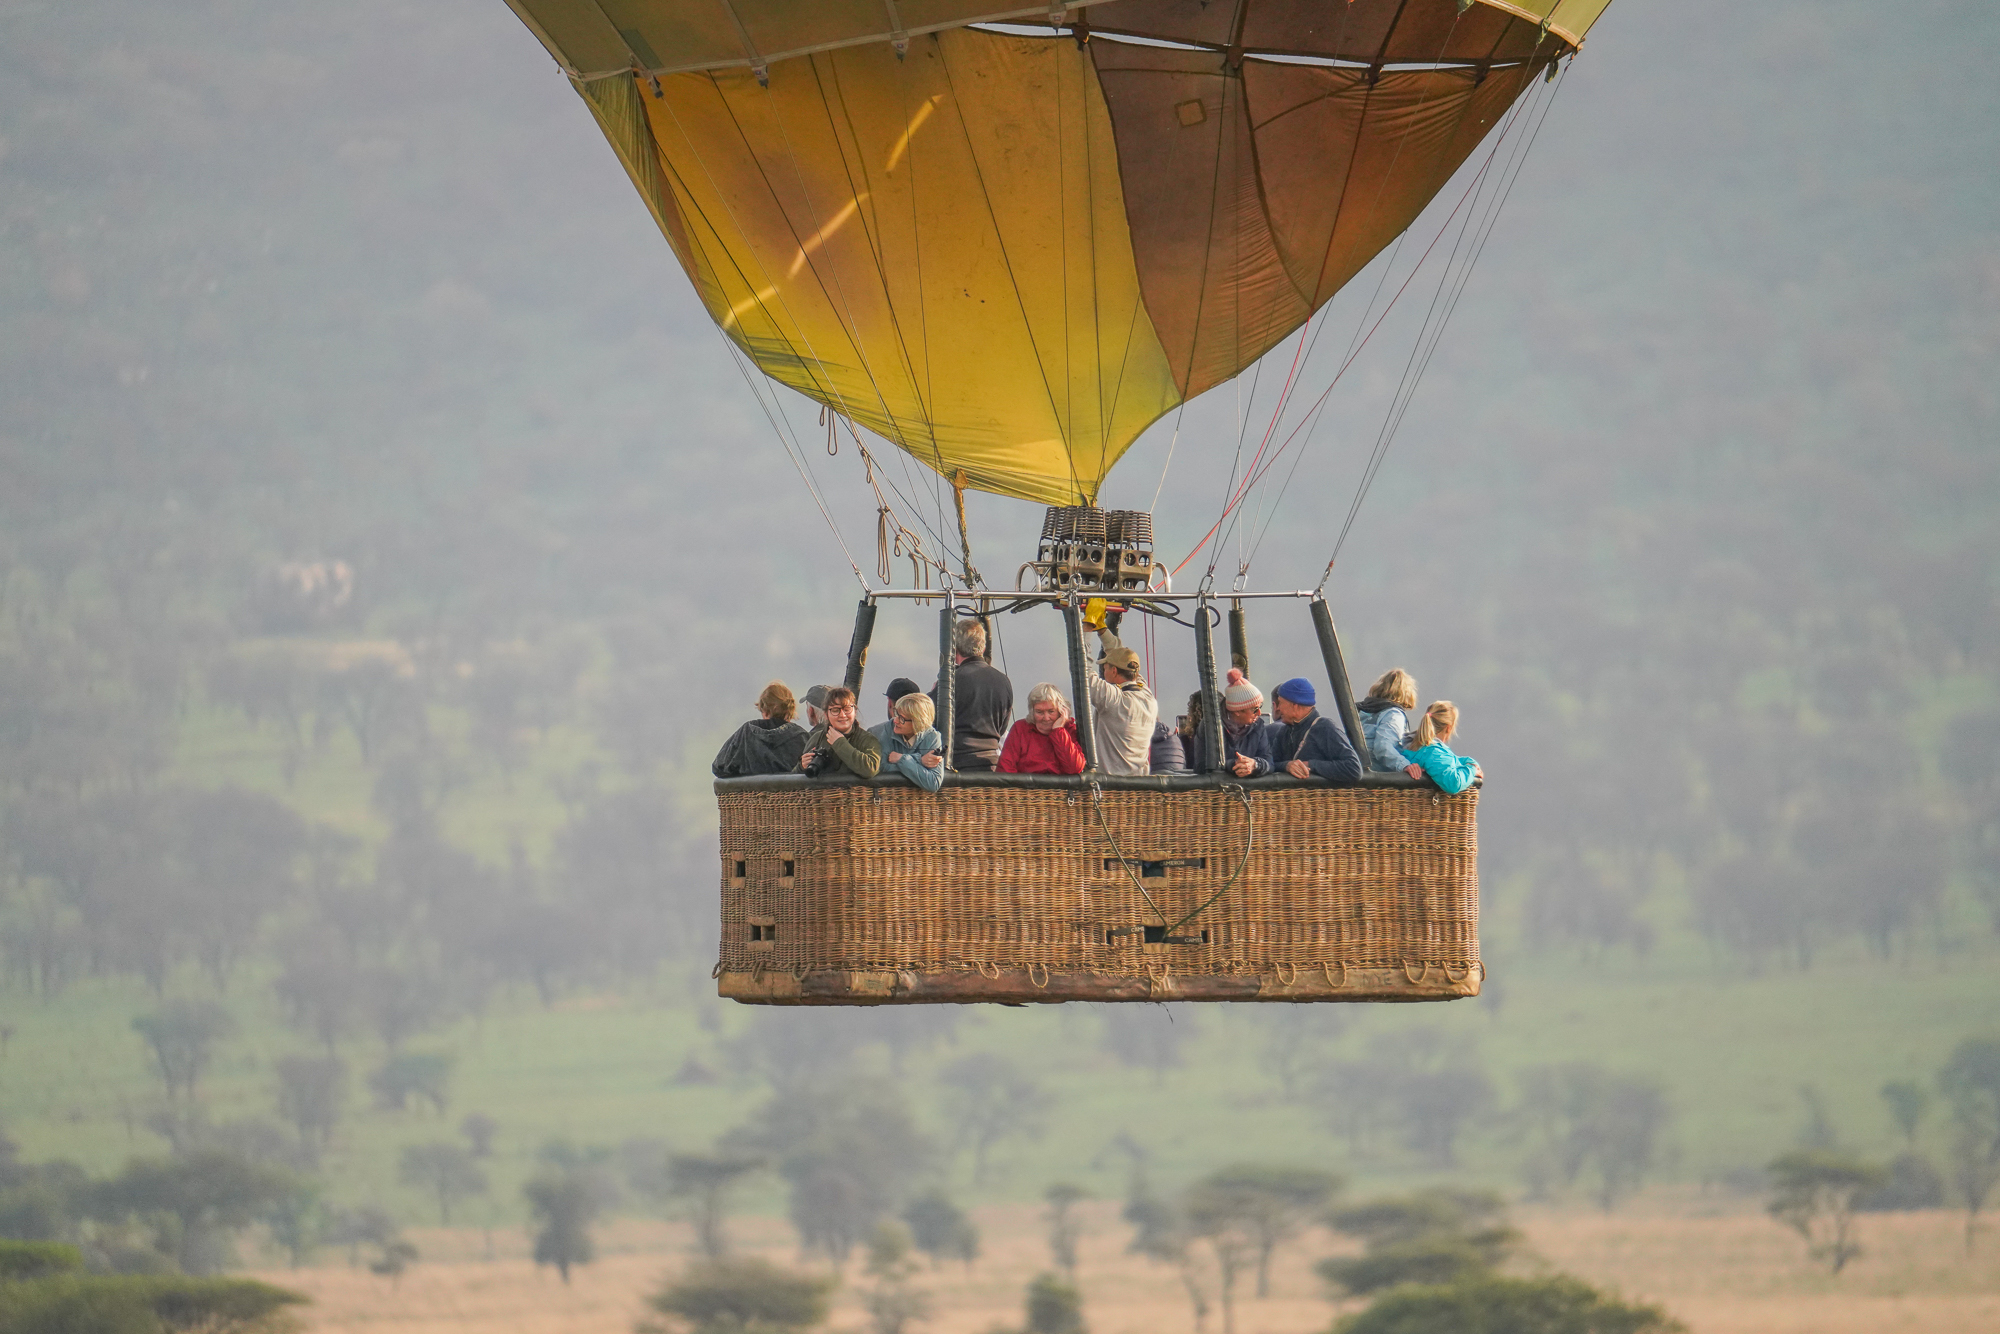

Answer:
[1356,667,1424,778]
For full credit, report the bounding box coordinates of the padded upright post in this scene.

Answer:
[937,605,957,769]
[1194,594,1225,773]
[1310,597,1369,762]
[842,597,877,696]
[1063,599,1099,772]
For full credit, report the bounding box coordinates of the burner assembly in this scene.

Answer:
[1020,506,1163,594]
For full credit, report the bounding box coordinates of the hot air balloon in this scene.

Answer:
[504,0,1612,1005]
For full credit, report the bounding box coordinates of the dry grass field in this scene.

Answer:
[254,1195,2000,1334]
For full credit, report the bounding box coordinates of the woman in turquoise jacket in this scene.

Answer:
[884,692,945,793]
[1401,701,1482,795]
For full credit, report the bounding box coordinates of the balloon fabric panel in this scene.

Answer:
[637,28,1180,505]
[1083,0,1597,60]
[1090,39,1551,402]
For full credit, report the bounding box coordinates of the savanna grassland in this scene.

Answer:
[248,1201,2000,1334]
[3,0,2000,1330]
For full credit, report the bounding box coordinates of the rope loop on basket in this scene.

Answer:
[975,960,1001,979]
[711,961,726,979]
[751,959,767,984]
[1402,960,1431,984]
[1443,962,1470,983]
[1162,783,1257,937]
[1273,962,1299,987]
[1026,962,1050,988]
[1323,960,1348,989]
[1090,779,1169,925]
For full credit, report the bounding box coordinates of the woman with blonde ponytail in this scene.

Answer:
[1401,701,1482,795]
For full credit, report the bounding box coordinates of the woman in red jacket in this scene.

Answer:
[997,683,1087,775]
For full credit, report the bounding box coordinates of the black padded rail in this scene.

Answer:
[714,769,1474,795]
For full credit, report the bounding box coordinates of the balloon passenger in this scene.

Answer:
[1191,670,1275,777]
[711,681,810,778]
[933,622,1012,772]
[868,675,925,751]
[1177,691,1206,763]
[796,686,882,778]
[997,683,1087,776]
[1402,701,1482,795]
[1085,630,1159,775]
[884,692,946,792]
[801,683,830,731]
[1148,718,1188,774]
[1357,668,1424,777]
[1268,678,1361,781]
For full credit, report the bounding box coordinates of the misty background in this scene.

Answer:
[0,0,1996,1273]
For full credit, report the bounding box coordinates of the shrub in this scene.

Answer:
[641,1257,834,1334]
[1333,1274,1680,1334]
[1023,1272,1086,1334]
[1319,1236,1496,1295]
[1856,1153,1946,1212]
[0,1273,306,1334]
[0,1241,84,1282]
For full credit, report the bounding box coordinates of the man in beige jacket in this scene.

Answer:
[1085,630,1159,775]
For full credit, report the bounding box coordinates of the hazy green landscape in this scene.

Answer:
[2,0,1998,1329]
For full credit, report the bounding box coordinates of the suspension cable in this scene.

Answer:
[1315,61,1569,594]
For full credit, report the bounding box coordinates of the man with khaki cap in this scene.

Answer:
[1085,628,1159,775]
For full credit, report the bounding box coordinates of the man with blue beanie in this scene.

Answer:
[1269,678,1362,781]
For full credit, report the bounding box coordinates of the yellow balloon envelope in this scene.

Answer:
[507,0,1611,504]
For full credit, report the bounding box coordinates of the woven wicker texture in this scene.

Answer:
[716,784,1478,998]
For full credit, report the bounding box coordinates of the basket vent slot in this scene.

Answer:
[1102,857,1207,878]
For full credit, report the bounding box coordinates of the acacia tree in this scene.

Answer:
[132,1002,236,1105]
[525,1165,604,1283]
[1879,1080,1930,1149]
[399,1142,488,1225]
[939,1053,1051,1186]
[96,1150,298,1274]
[526,1143,619,1282]
[725,1082,929,1266]
[1767,1150,1887,1273]
[274,1054,346,1160]
[1514,1064,1671,1210]
[903,1190,979,1270]
[666,1152,765,1260]
[1195,1164,1341,1298]
[1939,1036,2000,1252]
[1184,1175,1262,1334]
[1044,1183,1087,1280]
[861,1221,931,1334]
[1320,1189,1519,1298]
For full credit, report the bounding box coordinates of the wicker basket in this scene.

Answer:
[714,772,1480,1005]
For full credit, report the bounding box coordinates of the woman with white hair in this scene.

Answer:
[996,683,1086,776]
